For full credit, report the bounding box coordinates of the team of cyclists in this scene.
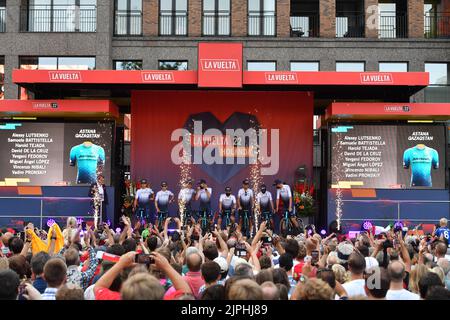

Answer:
[131,177,301,236]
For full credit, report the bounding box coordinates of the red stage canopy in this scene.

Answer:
[12,69,428,87]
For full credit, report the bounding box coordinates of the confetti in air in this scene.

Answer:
[178,131,192,227]
[332,127,344,231]
[249,112,262,237]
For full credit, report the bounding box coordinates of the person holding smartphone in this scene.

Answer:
[237,179,254,236]
[155,182,174,230]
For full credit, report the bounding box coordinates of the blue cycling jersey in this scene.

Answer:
[435,227,449,241]
[403,145,438,187]
[69,143,105,184]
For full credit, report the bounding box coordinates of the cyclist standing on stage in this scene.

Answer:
[195,179,213,229]
[155,181,174,231]
[256,184,275,230]
[274,179,299,233]
[133,179,154,224]
[178,179,196,226]
[237,179,254,236]
[218,186,237,230]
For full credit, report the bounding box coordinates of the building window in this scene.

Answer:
[290,61,319,71]
[114,60,143,70]
[379,62,408,72]
[248,0,276,36]
[336,61,365,72]
[158,60,188,70]
[424,62,450,103]
[202,0,230,36]
[424,3,449,39]
[114,0,142,35]
[21,0,97,32]
[159,0,188,36]
[0,56,4,100]
[19,56,95,99]
[0,1,5,33]
[378,2,407,38]
[290,0,319,37]
[335,0,365,38]
[247,61,277,71]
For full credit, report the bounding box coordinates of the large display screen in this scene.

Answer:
[331,124,446,189]
[0,121,113,186]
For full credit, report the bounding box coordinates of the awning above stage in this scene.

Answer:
[12,69,429,101]
[0,99,119,118]
[323,102,450,121]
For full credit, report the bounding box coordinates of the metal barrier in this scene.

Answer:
[248,11,276,36]
[424,12,450,38]
[336,13,365,38]
[290,13,319,37]
[202,11,230,36]
[159,10,188,36]
[378,11,407,38]
[114,10,142,36]
[20,5,97,32]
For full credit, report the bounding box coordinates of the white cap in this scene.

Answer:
[365,256,379,272]
[214,256,229,273]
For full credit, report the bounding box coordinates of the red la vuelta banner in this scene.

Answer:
[264,72,299,84]
[197,43,243,88]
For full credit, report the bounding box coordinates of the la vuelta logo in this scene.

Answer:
[48,71,82,82]
[360,73,393,84]
[200,59,240,72]
[170,112,279,182]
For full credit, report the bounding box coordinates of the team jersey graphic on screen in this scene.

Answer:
[403,145,439,187]
[69,142,105,184]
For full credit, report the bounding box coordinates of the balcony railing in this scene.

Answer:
[114,10,142,35]
[290,13,319,37]
[248,11,276,36]
[159,10,188,36]
[0,7,5,33]
[378,11,407,38]
[424,12,450,38]
[202,10,230,36]
[20,5,96,32]
[336,13,365,37]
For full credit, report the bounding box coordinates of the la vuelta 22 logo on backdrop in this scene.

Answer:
[171,112,279,183]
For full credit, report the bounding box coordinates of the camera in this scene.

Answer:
[235,242,247,257]
[135,254,155,265]
[261,236,272,245]
[311,250,319,266]
[383,239,394,249]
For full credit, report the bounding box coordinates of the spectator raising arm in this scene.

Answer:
[151,251,192,294]
[94,251,137,295]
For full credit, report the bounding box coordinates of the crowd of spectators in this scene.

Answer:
[0,215,449,301]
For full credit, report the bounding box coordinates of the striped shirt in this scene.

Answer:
[42,287,58,300]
